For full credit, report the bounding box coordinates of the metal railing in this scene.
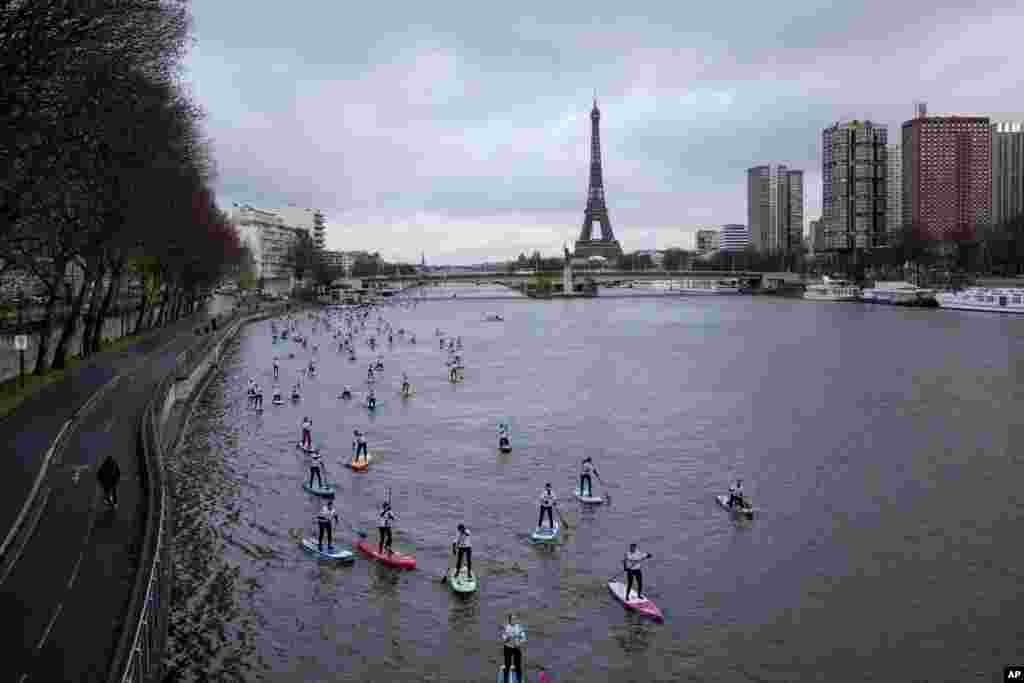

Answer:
[111,302,291,683]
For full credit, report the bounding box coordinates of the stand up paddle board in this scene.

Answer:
[715,495,754,518]
[529,521,560,544]
[300,538,354,562]
[574,487,604,504]
[272,398,284,406]
[346,453,373,471]
[356,540,416,569]
[302,481,336,497]
[607,580,664,621]
[296,443,318,453]
[496,668,525,683]
[448,568,478,594]
[498,445,512,454]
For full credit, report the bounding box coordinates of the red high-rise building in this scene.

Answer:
[901,107,992,241]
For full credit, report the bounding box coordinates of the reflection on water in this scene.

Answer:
[165,289,1024,682]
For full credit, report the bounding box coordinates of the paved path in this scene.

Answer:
[0,305,267,682]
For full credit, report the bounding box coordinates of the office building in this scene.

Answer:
[747,165,803,253]
[695,229,720,254]
[887,145,902,234]
[821,119,888,251]
[992,121,1024,226]
[719,224,750,252]
[901,106,991,241]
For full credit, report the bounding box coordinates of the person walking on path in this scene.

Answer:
[97,455,121,508]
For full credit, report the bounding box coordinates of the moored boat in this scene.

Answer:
[936,287,1024,314]
[677,278,742,295]
[862,281,936,306]
[803,275,861,302]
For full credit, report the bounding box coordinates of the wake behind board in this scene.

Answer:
[496,667,525,683]
[529,521,560,544]
[607,580,664,621]
[716,494,754,518]
[448,568,478,594]
[346,452,374,471]
[300,538,354,562]
[574,487,604,504]
[356,540,417,569]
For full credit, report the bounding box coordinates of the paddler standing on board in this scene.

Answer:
[315,497,339,553]
[378,501,395,554]
[580,457,599,497]
[353,429,369,462]
[538,483,557,530]
[300,416,313,449]
[623,543,653,601]
[452,524,473,578]
[728,479,744,508]
[308,447,324,490]
[500,613,526,683]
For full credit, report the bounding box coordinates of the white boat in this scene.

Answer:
[936,287,1024,314]
[862,281,936,306]
[803,276,861,302]
[632,280,675,291]
[677,278,741,295]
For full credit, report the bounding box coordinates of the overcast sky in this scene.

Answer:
[183,1,1024,264]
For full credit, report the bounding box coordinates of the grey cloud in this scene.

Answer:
[188,2,1024,263]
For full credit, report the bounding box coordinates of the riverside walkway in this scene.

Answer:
[0,302,272,682]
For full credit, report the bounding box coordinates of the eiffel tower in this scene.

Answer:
[574,97,623,261]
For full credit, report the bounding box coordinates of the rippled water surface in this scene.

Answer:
[165,286,1024,682]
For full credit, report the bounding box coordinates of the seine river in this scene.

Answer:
[163,285,1024,683]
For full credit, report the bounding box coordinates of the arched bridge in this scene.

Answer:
[365,270,766,287]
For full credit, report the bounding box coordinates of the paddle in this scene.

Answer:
[337,510,367,539]
[594,471,612,503]
[440,543,455,583]
[555,502,572,530]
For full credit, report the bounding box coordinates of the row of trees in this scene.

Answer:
[815,217,1024,283]
[505,214,1024,282]
[0,1,248,374]
[279,239,416,297]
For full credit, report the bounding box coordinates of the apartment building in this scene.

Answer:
[229,204,300,293]
[821,120,888,251]
[992,121,1024,227]
[747,165,803,253]
[901,105,991,241]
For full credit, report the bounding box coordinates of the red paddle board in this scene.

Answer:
[356,539,416,569]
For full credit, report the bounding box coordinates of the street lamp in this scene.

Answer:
[17,288,25,389]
